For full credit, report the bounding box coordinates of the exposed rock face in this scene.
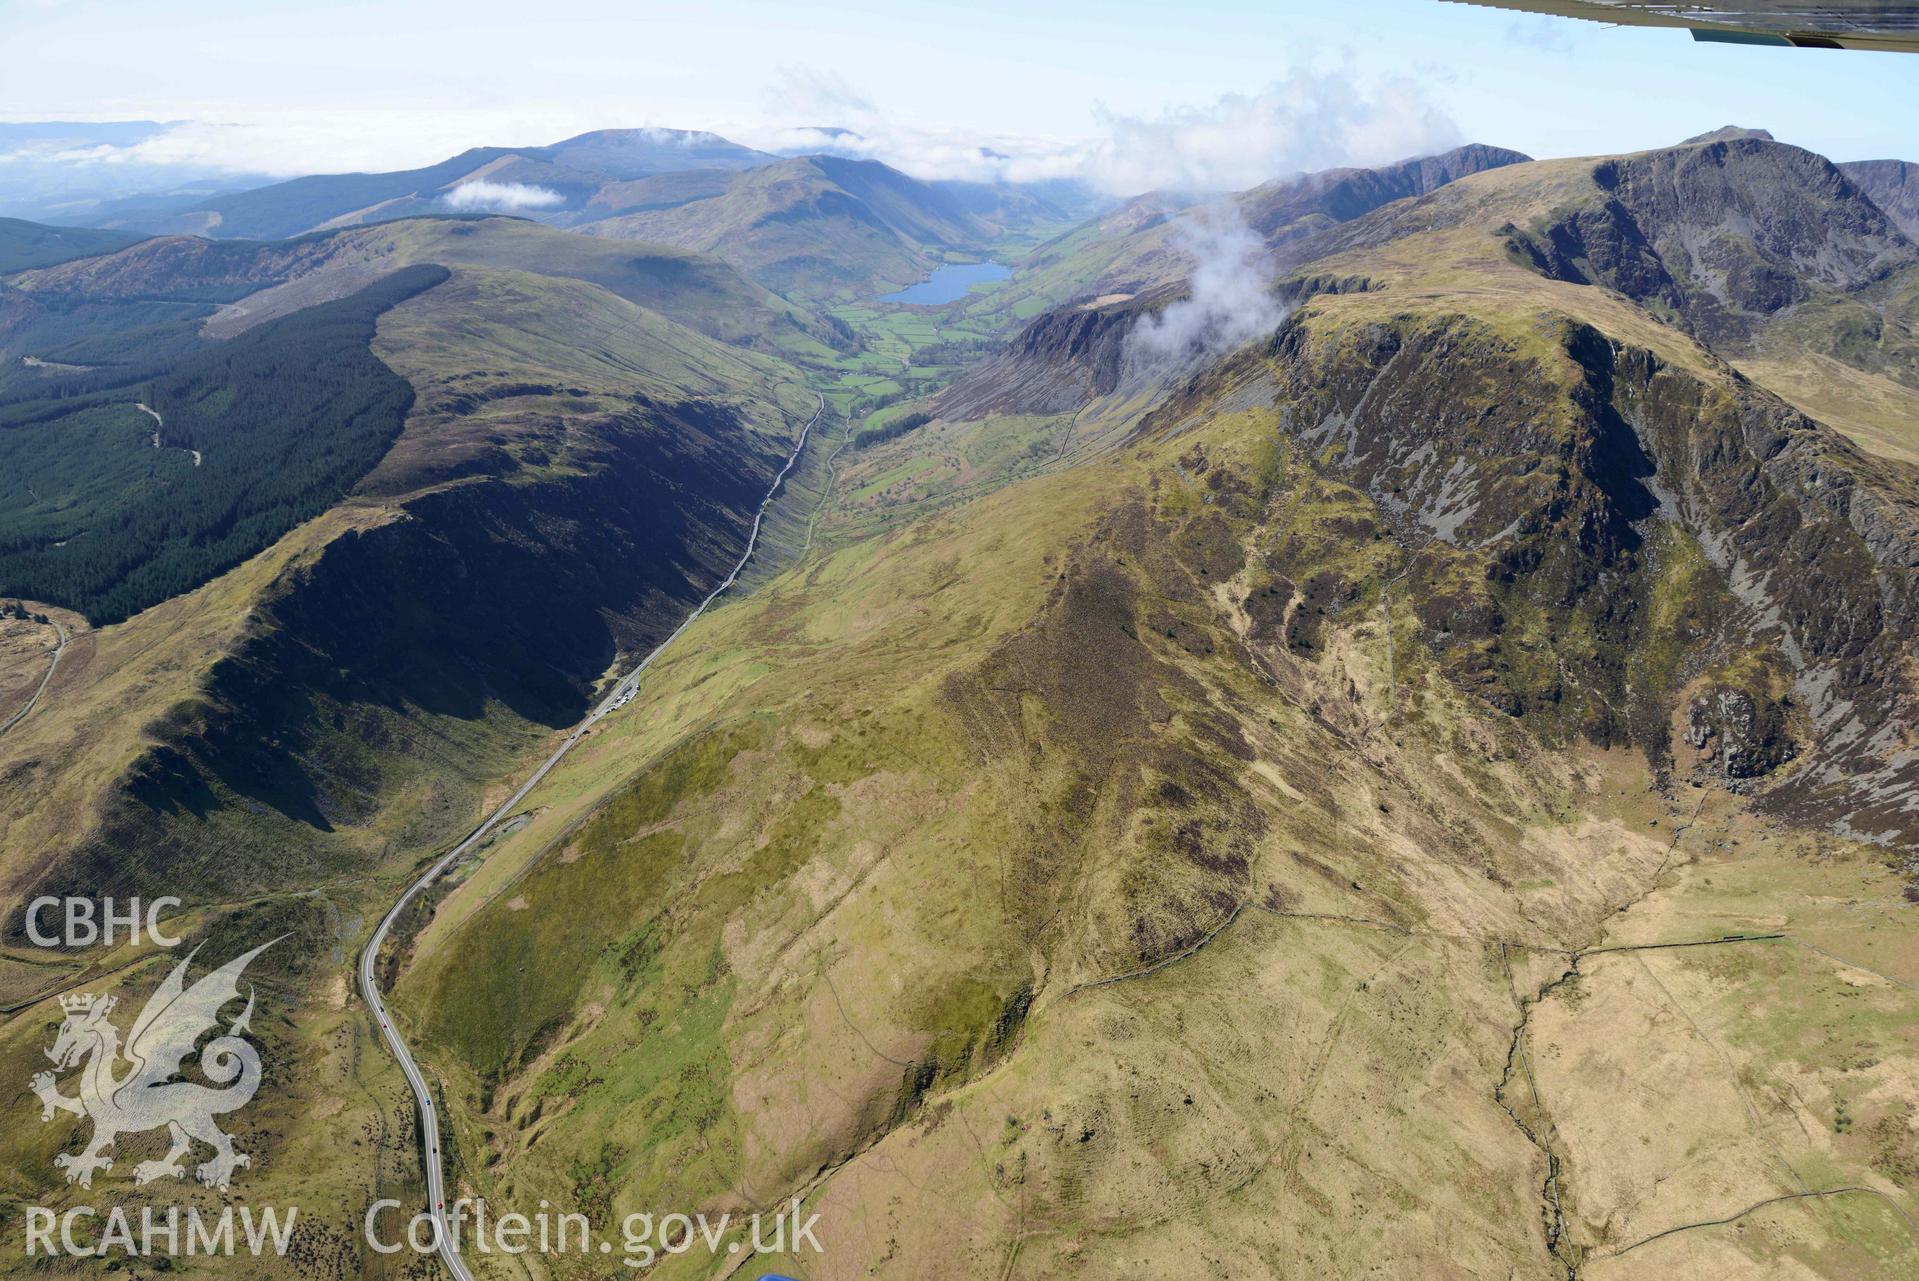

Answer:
[937,292,1160,418]
[943,276,1377,420]
[1507,138,1918,348]
[1238,143,1532,246]
[1842,158,1919,241]
[1687,684,1797,779]
[1173,308,1919,845]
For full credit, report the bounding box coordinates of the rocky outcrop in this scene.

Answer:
[1842,158,1919,241]
[1687,683,1797,779]
[1240,143,1531,247]
[1508,137,1918,349]
[942,276,1375,421]
[1189,307,1919,845]
[937,292,1161,418]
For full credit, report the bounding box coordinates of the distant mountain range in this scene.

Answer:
[7,118,1919,1281]
[576,154,1047,299]
[0,120,275,224]
[0,124,1103,303]
[82,128,780,241]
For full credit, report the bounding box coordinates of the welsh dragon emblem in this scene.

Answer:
[32,939,279,1191]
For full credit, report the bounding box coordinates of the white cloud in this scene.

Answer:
[731,66,1460,196]
[442,180,565,211]
[760,65,877,123]
[735,120,1082,183]
[0,113,594,179]
[0,66,1462,205]
[8,119,402,177]
[1127,206,1288,371]
[1077,72,1460,195]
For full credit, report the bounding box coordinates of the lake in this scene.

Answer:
[878,261,1011,305]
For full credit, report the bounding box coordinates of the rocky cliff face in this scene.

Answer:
[1504,138,1918,355]
[1239,143,1532,245]
[943,275,1377,420]
[1843,158,1919,241]
[937,293,1157,418]
[1176,306,1919,849]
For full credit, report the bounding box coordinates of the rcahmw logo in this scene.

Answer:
[32,939,280,1190]
[25,896,183,948]
[25,1204,297,1260]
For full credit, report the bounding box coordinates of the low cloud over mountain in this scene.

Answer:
[8,63,1462,215]
[443,179,565,212]
[741,66,1461,196]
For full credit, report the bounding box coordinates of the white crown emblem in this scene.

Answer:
[57,993,96,1014]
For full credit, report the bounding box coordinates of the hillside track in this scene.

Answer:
[0,617,68,739]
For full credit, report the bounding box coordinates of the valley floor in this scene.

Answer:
[6,128,1919,1281]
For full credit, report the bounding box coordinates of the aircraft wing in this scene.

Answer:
[1442,1,1919,50]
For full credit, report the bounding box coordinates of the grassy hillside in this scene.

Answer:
[381,137,1919,1281]
[8,215,837,356]
[0,216,850,433]
[0,258,817,894]
[581,156,997,301]
[332,218,836,353]
[0,238,830,1256]
[364,263,819,495]
[394,314,1919,1278]
[0,216,146,272]
[5,128,1919,1281]
[585,167,735,215]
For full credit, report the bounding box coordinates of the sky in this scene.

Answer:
[3,0,1917,195]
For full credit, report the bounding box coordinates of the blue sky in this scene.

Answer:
[3,0,1915,189]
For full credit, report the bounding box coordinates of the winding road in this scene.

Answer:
[357,392,823,1280]
[135,402,201,466]
[0,617,68,739]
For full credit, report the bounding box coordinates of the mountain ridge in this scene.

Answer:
[578,153,1003,299]
[4,119,1919,1281]
[95,127,776,240]
[379,127,1919,1276]
[1844,156,1919,239]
